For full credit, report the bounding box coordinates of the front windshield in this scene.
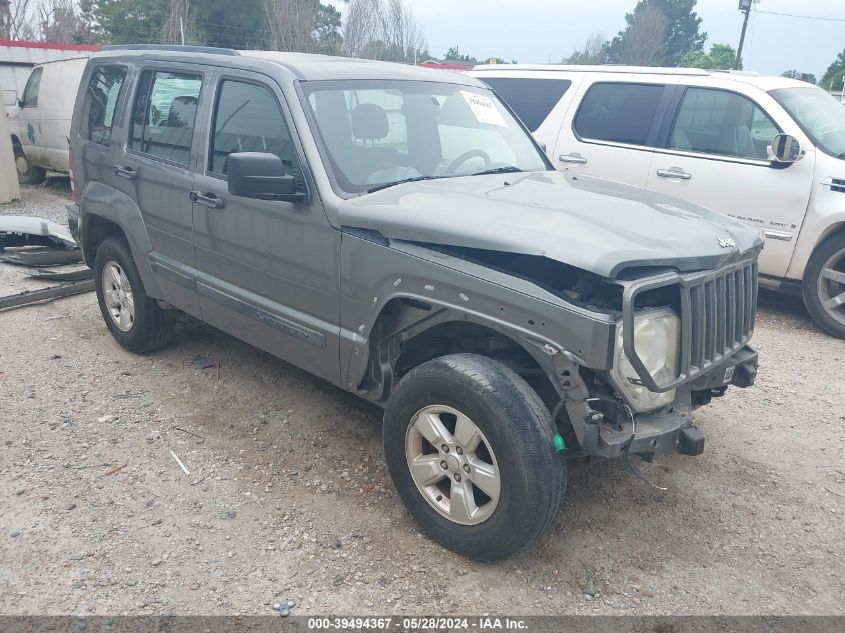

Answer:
[301,80,549,194]
[770,86,845,158]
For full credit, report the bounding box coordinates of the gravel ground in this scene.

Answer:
[1,181,843,616]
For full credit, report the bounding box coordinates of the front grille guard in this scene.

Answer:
[620,259,758,393]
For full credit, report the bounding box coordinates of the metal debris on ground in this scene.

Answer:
[0,215,77,250]
[27,268,93,282]
[0,280,95,311]
[0,248,83,267]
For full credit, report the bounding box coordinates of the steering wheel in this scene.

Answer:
[445,149,491,175]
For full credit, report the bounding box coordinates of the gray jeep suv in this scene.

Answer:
[67,45,762,560]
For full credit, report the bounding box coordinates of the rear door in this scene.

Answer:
[191,69,341,383]
[112,62,208,314]
[646,84,815,277]
[552,78,678,188]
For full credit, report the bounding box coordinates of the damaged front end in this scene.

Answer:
[551,258,760,459]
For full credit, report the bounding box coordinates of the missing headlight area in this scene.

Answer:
[424,245,625,313]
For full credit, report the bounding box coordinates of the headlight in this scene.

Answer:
[610,309,680,412]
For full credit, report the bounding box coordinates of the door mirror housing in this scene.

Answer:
[226,152,304,202]
[769,133,804,164]
[2,90,18,107]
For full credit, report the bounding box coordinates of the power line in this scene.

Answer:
[753,9,845,22]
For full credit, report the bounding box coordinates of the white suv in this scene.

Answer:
[469,65,845,338]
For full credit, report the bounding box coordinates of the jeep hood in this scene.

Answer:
[337,171,764,279]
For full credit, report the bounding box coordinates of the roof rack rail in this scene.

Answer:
[100,44,239,56]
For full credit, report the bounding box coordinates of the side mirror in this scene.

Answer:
[3,90,18,107]
[532,134,547,153]
[769,133,804,164]
[226,152,304,202]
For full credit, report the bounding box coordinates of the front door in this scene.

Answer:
[114,64,208,315]
[191,70,341,383]
[647,86,815,278]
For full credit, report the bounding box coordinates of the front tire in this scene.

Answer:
[94,236,175,352]
[14,146,46,185]
[803,232,845,338]
[383,354,566,561]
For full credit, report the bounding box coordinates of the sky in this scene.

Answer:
[332,0,845,81]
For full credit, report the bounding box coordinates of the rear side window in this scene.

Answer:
[83,66,127,145]
[481,77,571,132]
[130,71,202,166]
[209,80,297,176]
[574,82,664,146]
[21,67,43,107]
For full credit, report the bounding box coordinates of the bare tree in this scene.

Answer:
[262,0,320,53]
[562,31,606,65]
[3,0,39,40]
[343,0,426,63]
[161,0,202,46]
[38,0,84,42]
[621,4,667,66]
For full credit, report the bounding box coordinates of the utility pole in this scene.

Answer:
[735,0,753,70]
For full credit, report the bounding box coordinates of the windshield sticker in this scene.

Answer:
[460,90,508,127]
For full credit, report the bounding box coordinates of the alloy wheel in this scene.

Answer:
[102,260,135,332]
[817,247,845,328]
[405,404,501,525]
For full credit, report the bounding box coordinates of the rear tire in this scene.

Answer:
[383,353,566,561]
[94,236,175,352]
[803,232,845,339]
[14,146,46,185]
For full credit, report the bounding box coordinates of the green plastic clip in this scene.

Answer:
[553,433,567,453]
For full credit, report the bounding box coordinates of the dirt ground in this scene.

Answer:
[1,180,843,616]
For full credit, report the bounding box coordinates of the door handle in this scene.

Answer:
[113,165,136,180]
[656,167,692,180]
[558,153,588,164]
[190,191,224,209]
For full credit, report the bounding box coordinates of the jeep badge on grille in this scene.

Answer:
[718,237,737,249]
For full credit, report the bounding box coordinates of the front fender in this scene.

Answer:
[339,232,616,397]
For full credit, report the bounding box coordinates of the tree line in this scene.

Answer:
[2,0,843,89]
[561,0,842,90]
[1,0,428,63]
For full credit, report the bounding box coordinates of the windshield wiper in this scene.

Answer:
[366,175,436,193]
[470,166,525,177]
[838,153,845,159]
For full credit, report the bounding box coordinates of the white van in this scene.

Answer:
[4,57,88,184]
[469,65,845,338]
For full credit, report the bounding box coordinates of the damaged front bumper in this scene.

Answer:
[557,345,758,460]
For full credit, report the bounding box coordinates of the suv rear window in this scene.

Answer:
[83,66,127,146]
[574,82,664,146]
[481,77,571,132]
[130,71,202,166]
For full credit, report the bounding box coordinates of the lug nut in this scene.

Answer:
[440,461,448,470]
[456,447,463,455]
[441,445,449,453]
[453,473,462,482]
[462,464,470,474]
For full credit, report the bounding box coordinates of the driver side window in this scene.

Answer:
[670,88,780,160]
[209,80,296,177]
[21,67,43,107]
